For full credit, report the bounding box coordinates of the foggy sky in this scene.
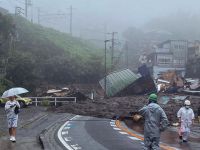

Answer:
[1,0,200,37]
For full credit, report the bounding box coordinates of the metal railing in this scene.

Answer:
[28,97,77,106]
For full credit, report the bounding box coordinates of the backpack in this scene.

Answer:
[14,106,20,114]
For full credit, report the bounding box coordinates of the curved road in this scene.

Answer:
[58,115,148,150]
[57,115,200,150]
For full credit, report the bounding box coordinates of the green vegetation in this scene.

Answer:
[0,13,104,94]
[41,99,50,106]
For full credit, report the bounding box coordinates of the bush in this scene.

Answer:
[41,99,50,106]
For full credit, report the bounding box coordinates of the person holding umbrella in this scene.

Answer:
[2,87,29,142]
[5,95,20,142]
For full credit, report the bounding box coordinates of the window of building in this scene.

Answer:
[174,45,178,49]
[173,59,185,65]
[157,55,172,65]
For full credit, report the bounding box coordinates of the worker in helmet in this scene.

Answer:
[139,93,169,150]
[177,100,195,142]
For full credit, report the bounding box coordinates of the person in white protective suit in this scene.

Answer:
[139,93,169,150]
[177,100,195,142]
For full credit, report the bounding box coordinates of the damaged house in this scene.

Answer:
[148,40,188,79]
[187,40,200,78]
[99,69,156,97]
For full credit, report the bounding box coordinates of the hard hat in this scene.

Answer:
[149,93,157,102]
[184,100,191,106]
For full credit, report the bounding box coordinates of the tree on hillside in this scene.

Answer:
[0,13,14,94]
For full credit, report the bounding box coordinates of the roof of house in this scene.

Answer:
[99,69,140,97]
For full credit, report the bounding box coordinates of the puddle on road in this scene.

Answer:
[124,119,200,150]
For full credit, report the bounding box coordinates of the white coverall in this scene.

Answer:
[177,107,194,141]
[139,103,169,150]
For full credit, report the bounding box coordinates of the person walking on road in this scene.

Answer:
[5,96,20,142]
[177,100,194,143]
[139,93,169,150]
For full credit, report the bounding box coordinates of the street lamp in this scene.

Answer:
[104,40,110,98]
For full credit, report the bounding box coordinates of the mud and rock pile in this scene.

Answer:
[49,95,148,119]
[49,93,200,124]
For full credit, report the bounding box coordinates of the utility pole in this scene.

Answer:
[25,0,28,18]
[25,0,32,19]
[37,8,40,24]
[31,3,33,23]
[104,40,111,98]
[69,5,73,35]
[66,5,75,35]
[69,5,74,35]
[107,32,117,71]
[125,41,129,68]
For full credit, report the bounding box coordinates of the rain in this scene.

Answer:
[0,0,200,150]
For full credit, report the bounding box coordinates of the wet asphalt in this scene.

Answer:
[125,119,200,150]
[0,106,70,150]
[1,106,200,150]
[57,115,144,150]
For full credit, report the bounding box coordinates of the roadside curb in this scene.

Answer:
[115,120,177,150]
[39,128,47,149]
[39,118,62,150]
[39,114,74,150]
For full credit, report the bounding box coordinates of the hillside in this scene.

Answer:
[14,16,102,60]
[1,14,104,93]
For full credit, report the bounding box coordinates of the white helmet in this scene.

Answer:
[184,100,191,106]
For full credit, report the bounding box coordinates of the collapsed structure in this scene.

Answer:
[99,69,156,97]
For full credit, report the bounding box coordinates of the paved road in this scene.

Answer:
[1,106,199,150]
[57,115,144,150]
[0,107,73,150]
[57,115,200,150]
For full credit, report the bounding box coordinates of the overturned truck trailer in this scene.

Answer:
[99,69,156,97]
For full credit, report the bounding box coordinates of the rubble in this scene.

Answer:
[47,88,200,125]
[35,71,200,125]
[99,69,140,97]
[159,96,170,104]
[99,69,156,97]
[155,70,200,95]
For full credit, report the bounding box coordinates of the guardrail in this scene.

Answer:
[28,97,77,106]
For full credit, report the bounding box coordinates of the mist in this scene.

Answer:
[1,0,200,40]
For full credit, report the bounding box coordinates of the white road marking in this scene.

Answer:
[128,136,141,141]
[58,115,78,150]
[64,126,71,130]
[110,122,115,125]
[113,128,121,131]
[110,124,116,127]
[64,137,72,142]
[119,131,128,135]
[62,131,69,135]
[71,144,82,150]
[72,115,80,120]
